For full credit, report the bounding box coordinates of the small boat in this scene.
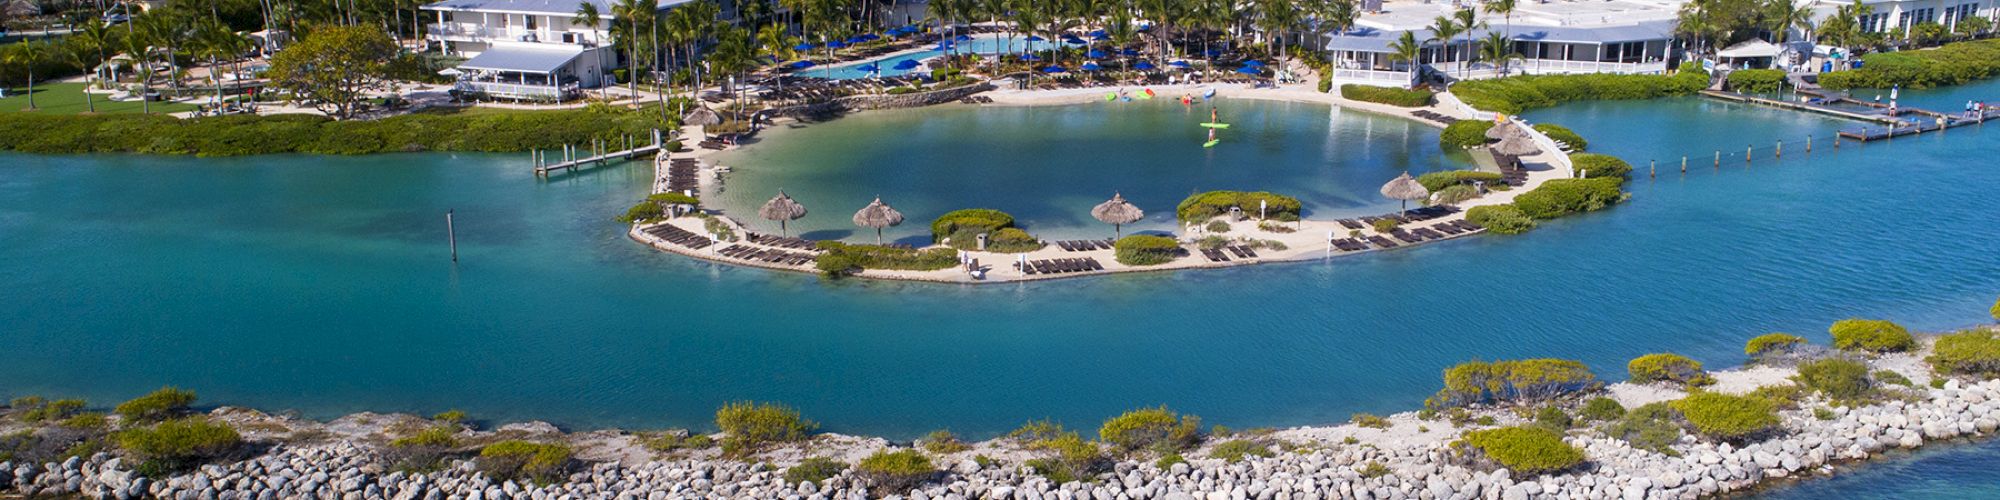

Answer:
[1105,92,1117,101]
[1202,88,1216,99]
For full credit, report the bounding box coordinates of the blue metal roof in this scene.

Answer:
[1326,20,1676,53]
[457,46,583,73]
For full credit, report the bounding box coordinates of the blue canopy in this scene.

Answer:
[1235,66,1262,75]
[1025,35,1045,42]
[1092,33,1109,41]
[827,40,847,48]
[893,59,923,70]
[790,60,816,69]
[1019,54,1040,61]
[847,36,868,44]
[1042,66,1066,73]
[1063,37,1087,45]
[1086,49,1107,59]
[1133,61,1156,70]
[955,34,972,41]
[1204,49,1221,56]
[856,64,880,72]
[794,43,816,50]
[1088,29,1107,37]
[859,34,879,41]
[1121,48,1140,55]
[1242,60,1265,66]
[1080,62,1101,71]
[1168,60,1191,68]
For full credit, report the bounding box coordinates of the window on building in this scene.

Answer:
[526,15,538,30]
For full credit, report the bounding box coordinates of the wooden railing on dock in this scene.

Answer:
[534,129,666,177]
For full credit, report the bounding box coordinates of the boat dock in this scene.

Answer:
[1701,90,1997,143]
[534,129,666,177]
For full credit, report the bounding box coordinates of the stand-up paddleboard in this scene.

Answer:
[1200,123,1230,129]
[1203,139,1220,148]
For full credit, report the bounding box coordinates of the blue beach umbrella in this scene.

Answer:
[1025,35,1045,42]
[1235,66,1262,75]
[1169,60,1191,68]
[1088,29,1107,38]
[894,59,923,70]
[1020,54,1040,61]
[1064,36,1087,45]
[794,42,816,51]
[1087,49,1108,59]
[1204,48,1222,56]
[955,34,972,41]
[1120,48,1140,56]
[828,40,847,48]
[1043,66,1067,73]
[791,60,816,69]
[1242,60,1265,67]
[1081,62,1101,71]
[857,64,880,73]
[1133,61,1156,70]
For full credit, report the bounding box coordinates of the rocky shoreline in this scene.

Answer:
[7,330,2000,500]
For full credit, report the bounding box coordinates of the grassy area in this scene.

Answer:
[1,82,198,115]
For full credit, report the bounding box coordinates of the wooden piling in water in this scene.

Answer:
[1805,136,1812,152]
[1649,160,1656,178]
[1681,156,1688,173]
[1714,151,1720,168]
[1776,140,1782,159]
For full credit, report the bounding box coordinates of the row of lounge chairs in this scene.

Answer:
[698,139,732,150]
[1431,219,1483,235]
[1199,245,1260,262]
[1492,153,1530,186]
[716,244,815,266]
[642,224,714,250]
[1054,239,1114,252]
[959,95,994,104]
[665,158,699,193]
[1410,110,1459,125]
[1335,206,1460,229]
[1389,227,1449,244]
[746,232,819,251]
[1020,257,1103,275]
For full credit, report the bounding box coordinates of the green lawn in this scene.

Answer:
[1,82,198,115]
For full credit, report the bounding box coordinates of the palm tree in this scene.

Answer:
[2,41,51,110]
[1479,31,1518,75]
[194,19,247,108]
[1387,30,1420,87]
[67,20,111,113]
[574,3,603,46]
[611,0,653,107]
[1252,0,1297,81]
[1452,9,1482,78]
[1483,0,1516,39]
[1107,7,1139,71]
[1426,15,1459,76]
[1764,0,1812,43]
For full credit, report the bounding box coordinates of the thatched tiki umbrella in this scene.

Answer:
[684,107,722,139]
[1484,120,1522,141]
[1091,192,1145,238]
[851,197,904,245]
[1379,171,1430,212]
[760,190,808,237]
[1493,132,1542,157]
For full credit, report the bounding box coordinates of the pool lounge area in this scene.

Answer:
[813,34,1057,80]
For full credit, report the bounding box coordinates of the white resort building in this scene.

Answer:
[422,0,694,100]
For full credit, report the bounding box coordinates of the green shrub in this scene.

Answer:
[1748,384,1807,409]
[1025,432,1108,483]
[813,241,958,276]
[619,200,667,223]
[1464,204,1537,234]
[1672,392,1779,442]
[477,441,573,483]
[385,426,460,472]
[1601,402,1682,454]
[784,457,848,485]
[1440,120,1494,150]
[20,398,85,423]
[1370,218,1400,234]
[856,449,937,493]
[1873,370,1914,387]
[1791,358,1874,401]
[929,209,1016,242]
[1350,414,1390,429]
[1745,333,1807,359]
[1532,124,1587,151]
[61,412,109,430]
[641,431,712,451]
[1427,359,1599,409]
[1207,440,1274,463]
[715,401,817,455]
[432,409,468,424]
[1627,353,1713,387]
[1113,235,1182,266]
[1455,426,1585,474]
[1357,461,1392,478]
[1174,191,1302,222]
[1099,406,1201,452]
[1533,406,1573,431]
[1512,178,1626,219]
[0,107,677,156]
[1451,63,1709,114]
[1991,296,1998,321]
[1928,329,2000,376]
[1726,69,1787,93]
[1340,84,1435,107]
[1579,397,1626,422]
[1569,153,1632,179]
[985,227,1044,253]
[1415,170,1505,192]
[1317,78,1333,93]
[1829,319,1916,353]
[1432,185,1480,205]
[390,427,459,448]
[115,418,242,476]
[1204,221,1232,233]
[1818,39,2000,89]
[115,387,197,424]
[921,429,970,454]
[1154,453,1185,469]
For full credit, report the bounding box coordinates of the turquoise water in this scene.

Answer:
[713,98,1453,242]
[1753,439,2000,498]
[819,35,1056,79]
[2,81,1999,451]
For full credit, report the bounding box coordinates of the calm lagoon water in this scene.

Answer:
[3,80,1999,466]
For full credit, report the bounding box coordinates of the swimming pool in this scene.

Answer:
[816,34,1060,80]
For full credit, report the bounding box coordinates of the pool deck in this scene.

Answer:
[629,81,1577,283]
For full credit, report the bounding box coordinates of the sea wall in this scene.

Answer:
[6,352,2000,500]
[765,84,997,119]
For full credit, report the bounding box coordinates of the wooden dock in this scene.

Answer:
[1699,90,1900,124]
[534,129,667,177]
[1837,110,1997,142]
[1703,90,1997,143]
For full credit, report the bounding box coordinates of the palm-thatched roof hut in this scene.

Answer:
[851,197,904,244]
[683,107,722,126]
[1380,171,1430,211]
[1485,120,1522,140]
[760,190,808,236]
[1493,132,1542,157]
[1090,192,1145,237]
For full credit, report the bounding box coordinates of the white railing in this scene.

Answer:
[456,81,580,100]
[1435,91,1497,122]
[1327,68,1412,87]
[1515,115,1574,174]
[429,24,602,46]
[1516,59,1668,75]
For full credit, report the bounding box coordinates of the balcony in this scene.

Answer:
[429,23,602,47]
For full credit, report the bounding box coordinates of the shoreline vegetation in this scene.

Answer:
[6,305,1998,499]
[0,103,679,156]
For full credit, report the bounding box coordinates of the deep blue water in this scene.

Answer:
[2,79,1997,462]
